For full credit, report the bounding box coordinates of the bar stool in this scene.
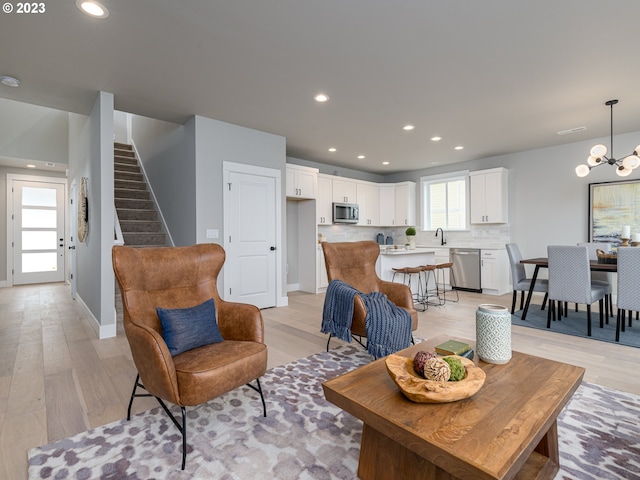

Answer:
[392,266,426,311]
[419,264,440,307]
[434,262,459,304]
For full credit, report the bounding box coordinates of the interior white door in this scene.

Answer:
[12,180,65,285]
[69,180,78,298]
[226,171,277,308]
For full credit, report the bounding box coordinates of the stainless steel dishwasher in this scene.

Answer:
[450,248,481,292]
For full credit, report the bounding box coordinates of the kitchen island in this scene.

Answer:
[377,247,438,296]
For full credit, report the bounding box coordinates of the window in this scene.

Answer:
[421,171,468,230]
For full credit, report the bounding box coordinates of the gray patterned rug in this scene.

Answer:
[28,342,640,479]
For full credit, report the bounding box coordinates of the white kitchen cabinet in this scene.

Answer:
[378,182,416,226]
[356,182,380,226]
[481,249,510,295]
[316,247,329,292]
[395,181,416,227]
[379,184,396,226]
[286,164,318,199]
[332,178,357,204]
[317,174,333,224]
[470,168,508,224]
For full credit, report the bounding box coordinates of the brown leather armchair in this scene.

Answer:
[321,241,418,349]
[112,244,267,470]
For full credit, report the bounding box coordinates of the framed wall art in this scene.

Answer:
[589,179,640,245]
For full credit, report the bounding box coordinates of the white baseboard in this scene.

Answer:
[75,293,117,339]
[277,295,289,307]
[286,283,300,292]
[0,280,7,288]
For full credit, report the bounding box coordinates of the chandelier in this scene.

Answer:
[575,99,640,177]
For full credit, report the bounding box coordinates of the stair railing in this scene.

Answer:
[114,208,125,245]
[130,140,175,246]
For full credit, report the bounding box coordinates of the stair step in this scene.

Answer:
[114,155,138,166]
[116,198,154,210]
[119,220,163,233]
[114,163,141,174]
[115,179,147,191]
[115,171,143,182]
[114,148,135,158]
[114,142,132,150]
[116,208,158,221]
[115,188,150,200]
[123,232,167,246]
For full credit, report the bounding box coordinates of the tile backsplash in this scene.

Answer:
[318,224,511,249]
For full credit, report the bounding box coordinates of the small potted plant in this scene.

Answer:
[405,226,416,250]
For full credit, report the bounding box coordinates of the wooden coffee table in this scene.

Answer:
[322,336,584,480]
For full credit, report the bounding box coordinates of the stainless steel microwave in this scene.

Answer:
[332,202,359,224]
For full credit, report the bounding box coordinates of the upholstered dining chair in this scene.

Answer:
[615,247,640,342]
[112,244,267,470]
[505,243,548,314]
[547,245,607,337]
[577,242,613,319]
[321,241,418,350]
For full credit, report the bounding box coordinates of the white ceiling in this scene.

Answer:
[1,0,640,174]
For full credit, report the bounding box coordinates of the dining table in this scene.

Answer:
[519,257,617,320]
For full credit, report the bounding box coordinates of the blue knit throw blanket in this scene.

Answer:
[321,279,412,359]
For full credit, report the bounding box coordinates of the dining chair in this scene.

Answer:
[615,247,640,341]
[547,245,606,337]
[577,242,614,319]
[505,243,548,314]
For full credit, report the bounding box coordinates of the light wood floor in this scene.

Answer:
[1,283,639,479]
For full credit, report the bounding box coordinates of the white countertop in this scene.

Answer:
[379,246,437,255]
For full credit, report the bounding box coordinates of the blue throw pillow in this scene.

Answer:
[156,298,224,356]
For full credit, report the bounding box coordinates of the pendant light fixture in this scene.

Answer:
[575,99,640,177]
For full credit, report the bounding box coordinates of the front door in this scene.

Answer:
[225,169,277,309]
[12,180,66,285]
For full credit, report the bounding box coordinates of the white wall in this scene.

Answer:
[68,92,115,338]
[132,114,194,246]
[0,98,68,166]
[193,115,287,296]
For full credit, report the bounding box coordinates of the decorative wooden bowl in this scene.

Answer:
[385,354,486,403]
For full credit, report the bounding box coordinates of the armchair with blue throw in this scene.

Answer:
[321,241,418,358]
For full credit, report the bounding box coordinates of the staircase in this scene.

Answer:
[114,142,169,247]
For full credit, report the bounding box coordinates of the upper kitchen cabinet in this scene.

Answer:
[379,182,416,226]
[317,174,333,225]
[332,178,357,204]
[469,168,508,224]
[286,164,318,199]
[356,181,380,226]
[395,181,416,227]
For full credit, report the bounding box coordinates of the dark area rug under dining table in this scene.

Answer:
[512,304,640,348]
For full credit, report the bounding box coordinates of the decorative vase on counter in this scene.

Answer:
[406,235,416,250]
[475,304,511,364]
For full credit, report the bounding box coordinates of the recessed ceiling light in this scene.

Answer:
[431,162,440,165]
[403,125,415,131]
[0,75,20,87]
[26,164,36,168]
[46,162,56,167]
[454,146,464,150]
[314,93,329,102]
[328,147,336,152]
[382,161,390,165]
[357,155,365,159]
[76,0,109,18]
[431,136,442,142]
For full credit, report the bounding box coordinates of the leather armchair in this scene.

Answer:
[112,244,267,469]
[321,241,418,341]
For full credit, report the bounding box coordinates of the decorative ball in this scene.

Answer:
[423,357,451,382]
[413,351,437,377]
[442,357,465,381]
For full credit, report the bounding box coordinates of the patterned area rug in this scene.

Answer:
[28,343,640,480]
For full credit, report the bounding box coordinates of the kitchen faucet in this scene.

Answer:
[435,228,446,246]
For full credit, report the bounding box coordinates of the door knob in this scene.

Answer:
[69,246,76,250]
[270,246,276,251]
